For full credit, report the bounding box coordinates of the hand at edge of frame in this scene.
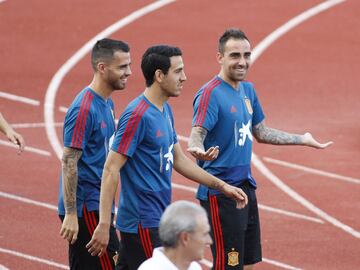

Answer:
[303,132,333,149]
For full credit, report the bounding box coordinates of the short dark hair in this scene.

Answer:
[91,38,130,71]
[218,28,249,54]
[141,45,182,87]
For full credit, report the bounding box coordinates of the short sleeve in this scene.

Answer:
[192,88,219,132]
[250,86,265,126]
[111,102,148,157]
[63,105,94,150]
[166,104,178,144]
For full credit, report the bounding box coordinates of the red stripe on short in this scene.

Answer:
[90,212,112,270]
[210,196,225,270]
[138,224,151,258]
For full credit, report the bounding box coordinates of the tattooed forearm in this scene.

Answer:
[61,147,82,214]
[188,126,208,149]
[253,122,303,145]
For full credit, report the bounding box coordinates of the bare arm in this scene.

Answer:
[0,112,25,152]
[252,121,333,149]
[87,150,128,257]
[59,147,82,244]
[187,126,219,161]
[174,143,247,208]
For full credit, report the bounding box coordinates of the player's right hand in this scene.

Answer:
[60,213,78,244]
[86,223,110,257]
[222,184,248,209]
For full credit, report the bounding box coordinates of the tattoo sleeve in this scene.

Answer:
[188,126,208,150]
[252,121,303,145]
[61,147,82,214]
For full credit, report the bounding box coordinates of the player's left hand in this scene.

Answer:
[187,146,219,161]
[221,184,248,209]
[86,223,110,257]
[302,132,333,149]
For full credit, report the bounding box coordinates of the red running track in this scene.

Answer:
[1,0,359,269]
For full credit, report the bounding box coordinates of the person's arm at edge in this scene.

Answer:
[252,121,333,149]
[59,147,82,244]
[0,112,25,152]
[86,150,128,257]
[173,143,247,208]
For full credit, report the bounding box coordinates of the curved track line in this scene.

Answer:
[171,183,324,223]
[263,157,360,184]
[0,190,303,269]
[43,0,357,244]
[253,154,360,238]
[44,0,175,159]
[0,247,68,269]
[177,0,359,238]
[249,0,360,239]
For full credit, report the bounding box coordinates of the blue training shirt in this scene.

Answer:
[111,94,177,233]
[58,87,116,216]
[192,76,265,200]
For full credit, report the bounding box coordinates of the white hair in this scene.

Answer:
[159,200,207,248]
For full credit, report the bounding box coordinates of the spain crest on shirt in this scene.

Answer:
[244,98,253,115]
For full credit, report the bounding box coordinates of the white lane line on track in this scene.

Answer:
[0,191,57,210]
[0,247,68,269]
[40,0,353,267]
[1,189,304,269]
[44,0,176,160]
[249,0,360,239]
[253,154,360,239]
[0,0,7,4]
[11,122,63,129]
[0,139,51,156]
[0,91,40,106]
[262,258,302,270]
[172,183,324,224]
[263,157,360,184]
[251,0,346,60]
[58,106,68,113]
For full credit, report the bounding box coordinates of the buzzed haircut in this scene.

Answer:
[141,45,182,87]
[218,28,250,54]
[91,38,130,71]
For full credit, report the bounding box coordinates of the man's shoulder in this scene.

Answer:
[194,77,222,101]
